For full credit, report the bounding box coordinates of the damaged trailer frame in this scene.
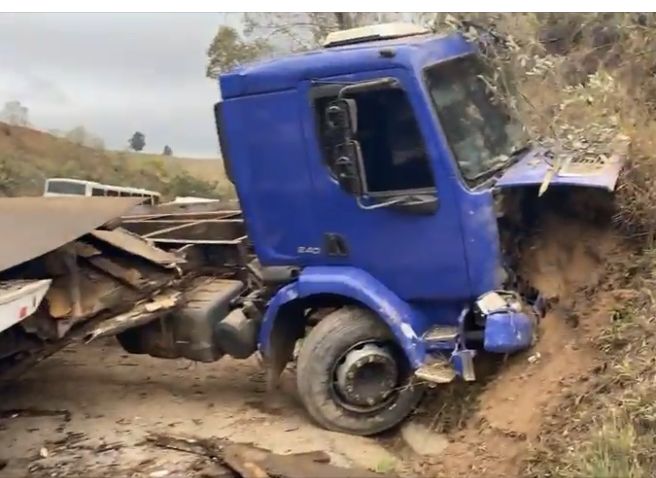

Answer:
[0,197,253,380]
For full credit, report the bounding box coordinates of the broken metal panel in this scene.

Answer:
[496,137,628,193]
[0,198,251,379]
[119,218,221,236]
[152,200,222,215]
[44,259,175,332]
[85,256,145,288]
[0,197,142,272]
[39,229,182,335]
[122,209,241,223]
[1,243,185,376]
[74,242,102,259]
[46,270,127,319]
[83,291,182,342]
[145,220,246,243]
[90,229,183,267]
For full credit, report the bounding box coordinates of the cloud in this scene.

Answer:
[0,13,229,157]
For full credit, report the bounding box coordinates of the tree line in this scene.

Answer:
[1,100,173,156]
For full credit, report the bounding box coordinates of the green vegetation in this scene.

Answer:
[205,13,419,77]
[128,130,146,152]
[373,457,397,474]
[455,13,656,477]
[0,121,232,200]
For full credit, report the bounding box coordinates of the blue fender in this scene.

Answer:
[258,266,427,368]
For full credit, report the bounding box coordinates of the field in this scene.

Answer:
[0,122,232,199]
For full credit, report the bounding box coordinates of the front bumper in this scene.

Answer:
[477,291,535,353]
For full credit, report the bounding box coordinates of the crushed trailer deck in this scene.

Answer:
[0,198,250,382]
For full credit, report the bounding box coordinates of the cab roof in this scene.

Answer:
[219,33,476,99]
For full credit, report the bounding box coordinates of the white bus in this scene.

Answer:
[44,178,161,205]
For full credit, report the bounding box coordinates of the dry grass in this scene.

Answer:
[569,416,649,478]
[522,246,656,478]
[0,122,234,200]
[438,14,656,239]
[433,13,656,477]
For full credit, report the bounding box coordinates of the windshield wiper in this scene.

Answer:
[470,156,512,180]
[467,143,532,182]
[509,143,531,159]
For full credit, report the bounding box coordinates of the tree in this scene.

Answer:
[0,100,29,126]
[206,14,433,79]
[128,131,146,152]
[165,170,219,199]
[242,13,402,51]
[162,145,173,156]
[205,25,272,78]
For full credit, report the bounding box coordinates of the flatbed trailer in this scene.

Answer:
[0,197,257,381]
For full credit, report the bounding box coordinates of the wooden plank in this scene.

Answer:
[146,433,397,478]
[90,229,182,267]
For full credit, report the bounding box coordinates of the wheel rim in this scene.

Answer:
[331,341,401,413]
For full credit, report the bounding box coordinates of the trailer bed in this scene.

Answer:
[0,198,250,381]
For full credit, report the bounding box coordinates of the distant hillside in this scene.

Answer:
[0,122,233,199]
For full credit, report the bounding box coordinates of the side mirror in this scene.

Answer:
[325,98,358,135]
[333,140,364,196]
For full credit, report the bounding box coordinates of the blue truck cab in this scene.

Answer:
[214,24,620,435]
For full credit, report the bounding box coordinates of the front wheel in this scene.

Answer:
[296,307,423,435]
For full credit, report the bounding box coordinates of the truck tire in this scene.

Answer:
[296,307,423,435]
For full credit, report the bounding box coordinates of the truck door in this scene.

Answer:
[299,69,471,302]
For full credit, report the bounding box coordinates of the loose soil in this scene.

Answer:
[419,208,626,477]
[0,340,398,477]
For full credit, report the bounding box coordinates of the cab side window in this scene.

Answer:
[314,85,435,194]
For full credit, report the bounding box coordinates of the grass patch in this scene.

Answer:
[524,269,656,478]
[569,415,647,478]
[554,381,656,478]
[374,457,397,474]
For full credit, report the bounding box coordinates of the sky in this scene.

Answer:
[0,13,236,158]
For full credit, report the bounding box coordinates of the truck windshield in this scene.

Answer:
[424,56,528,182]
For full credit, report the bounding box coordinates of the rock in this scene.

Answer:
[528,352,542,364]
[401,422,449,456]
[149,470,170,477]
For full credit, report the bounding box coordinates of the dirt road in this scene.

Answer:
[0,309,606,477]
[0,339,403,477]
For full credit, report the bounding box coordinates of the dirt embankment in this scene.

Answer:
[420,193,627,478]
